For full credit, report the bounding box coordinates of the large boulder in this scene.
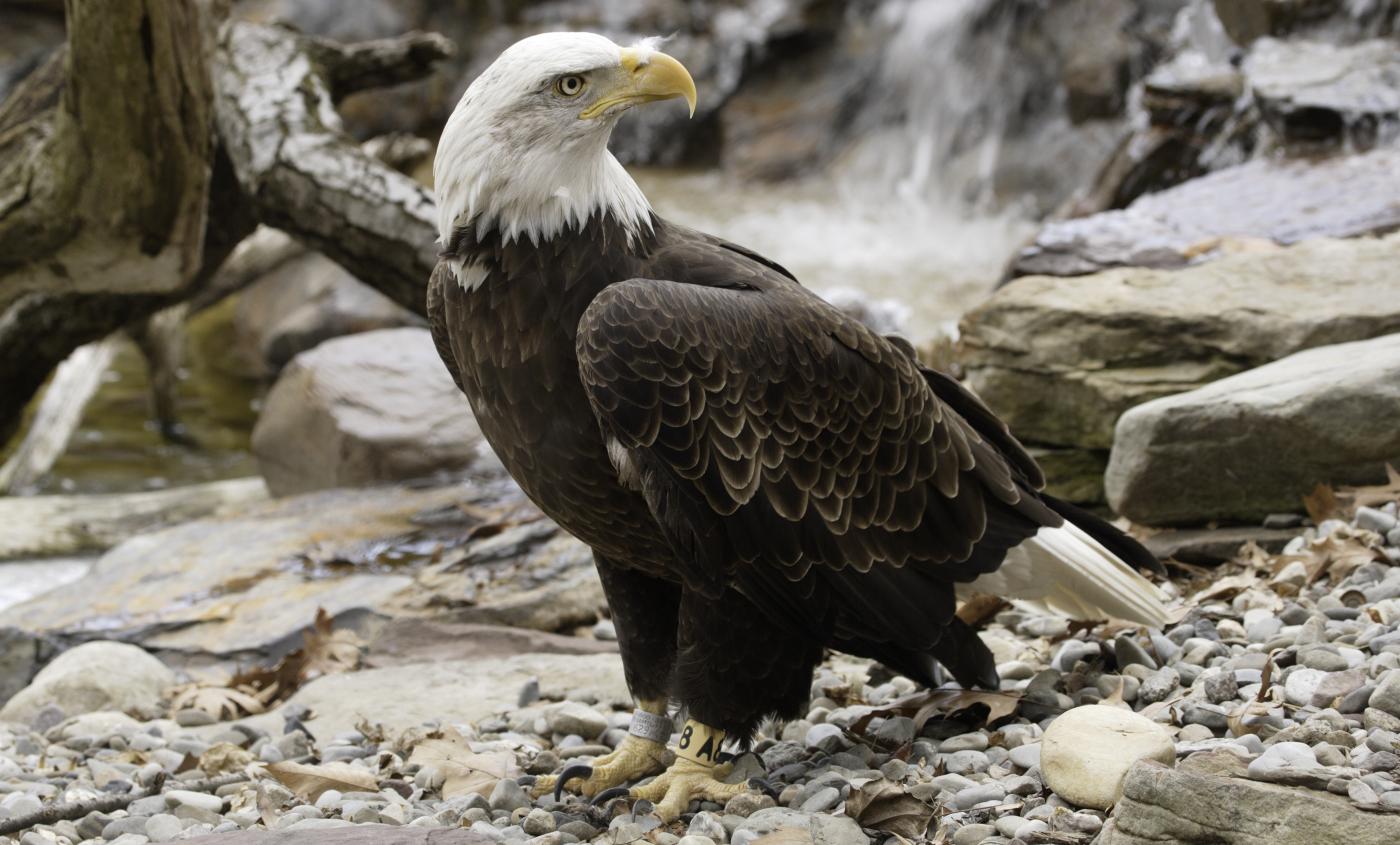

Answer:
[1100,759,1400,844]
[232,253,422,380]
[1106,333,1400,525]
[0,641,175,724]
[0,482,604,661]
[252,328,484,496]
[1010,145,1400,278]
[960,233,1400,453]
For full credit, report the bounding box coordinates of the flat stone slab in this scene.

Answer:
[1100,760,1400,844]
[960,233,1400,450]
[0,480,603,658]
[1106,333,1400,525]
[1009,146,1400,278]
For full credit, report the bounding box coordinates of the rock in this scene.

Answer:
[1040,704,1175,810]
[0,483,603,658]
[545,702,608,739]
[1106,333,1400,524]
[951,824,995,845]
[233,652,628,742]
[1099,760,1400,844]
[0,641,174,724]
[965,233,1400,456]
[1246,742,1330,788]
[0,626,50,707]
[1371,670,1400,719]
[730,807,868,845]
[1311,670,1367,709]
[1008,147,1400,279]
[1246,39,1400,150]
[1141,526,1299,564]
[231,253,421,379]
[252,328,485,496]
[1282,669,1328,707]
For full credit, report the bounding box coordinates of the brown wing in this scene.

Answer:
[576,270,1059,603]
[427,260,464,392]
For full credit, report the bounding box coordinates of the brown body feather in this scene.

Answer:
[430,212,1062,734]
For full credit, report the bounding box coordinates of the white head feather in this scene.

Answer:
[434,32,661,257]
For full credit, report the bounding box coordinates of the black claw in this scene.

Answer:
[555,764,594,803]
[591,786,631,806]
[747,777,781,800]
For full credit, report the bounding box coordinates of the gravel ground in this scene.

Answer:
[3,502,1400,845]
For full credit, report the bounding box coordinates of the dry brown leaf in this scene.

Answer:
[844,779,933,839]
[169,683,266,721]
[1187,570,1259,606]
[406,726,520,798]
[200,742,255,776]
[266,761,379,801]
[851,688,1021,736]
[1334,464,1400,514]
[301,608,364,682]
[1275,530,1382,587]
[1303,484,1340,524]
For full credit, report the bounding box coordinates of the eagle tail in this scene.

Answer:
[964,516,1172,628]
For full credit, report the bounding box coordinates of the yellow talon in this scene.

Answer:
[630,757,750,821]
[532,733,671,799]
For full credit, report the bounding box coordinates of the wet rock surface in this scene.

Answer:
[252,329,487,497]
[1107,333,1400,525]
[0,480,603,661]
[1010,146,1400,278]
[961,233,1400,452]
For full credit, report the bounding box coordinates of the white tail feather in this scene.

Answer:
[962,522,1171,628]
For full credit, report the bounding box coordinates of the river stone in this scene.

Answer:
[252,328,486,496]
[1099,759,1400,845]
[232,252,421,379]
[1007,146,1400,280]
[0,641,174,724]
[965,233,1400,452]
[730,807,869,845]
[1041,704,1175,810]
[1106,333,1400,524]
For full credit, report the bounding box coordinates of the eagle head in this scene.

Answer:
[434,32,697,249]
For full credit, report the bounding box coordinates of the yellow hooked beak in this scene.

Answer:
[579,48,697,120]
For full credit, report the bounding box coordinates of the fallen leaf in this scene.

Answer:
[1334,464,1400,514]
[850,688,1021,736]
[200,742,255,776]
[266,761,379,801]
[406,726,520,798]
[168,683,266,721]
[844,779,933,839]
[1303,483,1340,524]
[301,608,365,682]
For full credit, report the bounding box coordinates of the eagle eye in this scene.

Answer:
[554,75,586,98]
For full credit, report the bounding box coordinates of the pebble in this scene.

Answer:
[952,823,997,845]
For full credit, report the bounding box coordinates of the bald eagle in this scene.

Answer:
[428,32,1169,819]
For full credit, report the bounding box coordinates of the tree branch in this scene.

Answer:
[214,22,443,317]
[304,31,455,104]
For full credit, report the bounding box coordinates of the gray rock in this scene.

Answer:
[966,233,1400,461]
[145,814,184,843]
[1357,507,1398,535]
[1370,670,1400,720]
[952,782,1005,810]
[951,825,996,845]
[253,328,486,496]
[731,807,869,845]
[1204,671,1238,704]
[489,779,530,813]
[1139,668,1180,704]
[1100,760,1400,845]
[176,827,495,843]
[1009,147,1400,280]
[231,252,422,379]
[0,641,174,724]
[1107,333,1400,524]
[545,703,607,739]
[0,626,49,708]
[1114,635,1157,671]
[1311,670,1367,709]
[522,809,555,836]
[1246,39,1400,151]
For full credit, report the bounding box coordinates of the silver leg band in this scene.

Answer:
[628,708,673,744]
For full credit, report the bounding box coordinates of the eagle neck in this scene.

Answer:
[444,210,661,293]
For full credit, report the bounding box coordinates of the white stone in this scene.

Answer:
[1040,704,1175,810]
[0,642,175,724]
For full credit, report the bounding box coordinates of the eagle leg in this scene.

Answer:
[531,699,672,799]
[625,719,765,822]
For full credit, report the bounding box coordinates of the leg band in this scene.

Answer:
[628,708,674,744]
[675,719,725,766]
